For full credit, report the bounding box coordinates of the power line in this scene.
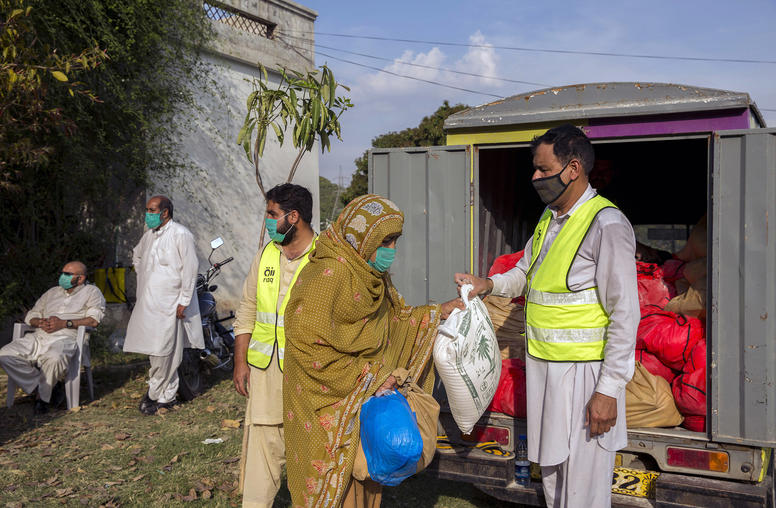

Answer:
[279,33,548,87]
[276,36,504,99]
[317,50,504,98]
[276,35,776,114]
[277,29,776,65]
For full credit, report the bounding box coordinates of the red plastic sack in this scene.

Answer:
[682,415,706,432]
[674,341,707,432]
[672,368,706,417]
[637,310,704,371]
[486,358,527,418]
[682,340,706,374]
[488,251,525,305]
[661,259,686,284]
[635,349,678,384]
[636,262,673,313]
[488,251,525,277]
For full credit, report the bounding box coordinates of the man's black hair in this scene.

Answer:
[157,195,174,219]
[266,183,313,224]
[530,124,595,174]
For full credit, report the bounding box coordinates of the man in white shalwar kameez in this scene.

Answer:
[124,195,204,415]
[0,261,106,413]
[457,125,638,508]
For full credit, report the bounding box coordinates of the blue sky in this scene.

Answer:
[293,0,776,184]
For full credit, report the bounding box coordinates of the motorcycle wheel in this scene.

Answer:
[177,348,203,401]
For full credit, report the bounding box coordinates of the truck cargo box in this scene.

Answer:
[368,82,775,506]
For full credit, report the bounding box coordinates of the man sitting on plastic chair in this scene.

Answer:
[0,261,106,414]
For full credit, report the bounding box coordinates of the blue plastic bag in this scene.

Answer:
[359,390,423,486]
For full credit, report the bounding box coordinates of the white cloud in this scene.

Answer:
[317,14,776,184]
[359,47,447,96]
[355,32,504,99]
[455,31,500,87]
[318,31,511,183]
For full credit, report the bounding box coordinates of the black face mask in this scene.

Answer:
[532,160,575,205]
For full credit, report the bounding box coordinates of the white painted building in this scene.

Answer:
[152,0,319,313]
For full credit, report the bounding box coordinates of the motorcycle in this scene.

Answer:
[177,236,236,401]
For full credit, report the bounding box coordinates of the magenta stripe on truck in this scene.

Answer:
[583,108,750,138]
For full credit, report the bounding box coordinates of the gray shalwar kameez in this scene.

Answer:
[490,185,639,508]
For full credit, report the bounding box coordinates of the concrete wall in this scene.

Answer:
[148,0,319,314]
[210,0,316,71]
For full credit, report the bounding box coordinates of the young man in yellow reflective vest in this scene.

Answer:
[232,183,317,508]
[457,125,639,508]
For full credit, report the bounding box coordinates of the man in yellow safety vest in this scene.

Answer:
[456,124,639,507]
[232,183,317,508]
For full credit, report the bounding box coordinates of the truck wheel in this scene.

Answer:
[177,348,203,401]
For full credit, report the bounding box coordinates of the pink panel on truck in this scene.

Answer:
[583,108,750,138]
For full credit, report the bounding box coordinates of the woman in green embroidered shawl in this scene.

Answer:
[283,194,462,508]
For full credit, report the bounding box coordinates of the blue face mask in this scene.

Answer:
[58,273,76,290]
[368,247,396,273]
[266,213,294,243]
[145,212,162,229]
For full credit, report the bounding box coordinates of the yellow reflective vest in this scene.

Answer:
[524,195,617,362]
[247,238,316,370]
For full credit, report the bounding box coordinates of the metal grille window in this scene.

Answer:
[203,2,275,39]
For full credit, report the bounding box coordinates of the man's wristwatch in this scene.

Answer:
[66,320,74,329]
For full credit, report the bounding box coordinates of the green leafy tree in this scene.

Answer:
[0,0,105,183]
[341,100,468,205]
[0,0,213,322]
[238,64,352,248]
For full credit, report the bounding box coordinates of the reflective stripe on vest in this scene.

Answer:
[255,311,284,328]
[247,237,316,371]
[524,195,617,362]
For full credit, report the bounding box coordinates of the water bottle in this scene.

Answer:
[515,434,530,487]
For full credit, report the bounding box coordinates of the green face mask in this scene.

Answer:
[265,212,294,243]
[145,212,162,229]
[58,273,76,290]
[367,247,396,273]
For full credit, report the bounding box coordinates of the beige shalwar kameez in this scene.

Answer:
[234,239,314,508]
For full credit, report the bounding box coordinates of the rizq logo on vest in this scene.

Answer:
[263,266,275,283]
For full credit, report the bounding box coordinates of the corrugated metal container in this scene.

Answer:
[369,82,776,449]
[710,129,776,447]
[370,146,471,305]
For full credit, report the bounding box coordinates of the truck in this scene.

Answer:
[368,82,775,507]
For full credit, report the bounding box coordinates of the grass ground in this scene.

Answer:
[0,360,519,507]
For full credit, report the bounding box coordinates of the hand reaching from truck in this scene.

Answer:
[453,273,493,300]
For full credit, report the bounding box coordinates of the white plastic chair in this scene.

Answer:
[6,322,94,409]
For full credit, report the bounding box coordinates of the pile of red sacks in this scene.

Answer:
[487,251,525,306]
[485,252,527,418]
[482,254,708,432]
[636,261,707,432]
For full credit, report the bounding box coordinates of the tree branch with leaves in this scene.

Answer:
[0,0,106,183]
[238,63,352,247]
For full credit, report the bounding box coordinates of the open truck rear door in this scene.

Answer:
[710,128,776,448]
[369,145,473,307]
